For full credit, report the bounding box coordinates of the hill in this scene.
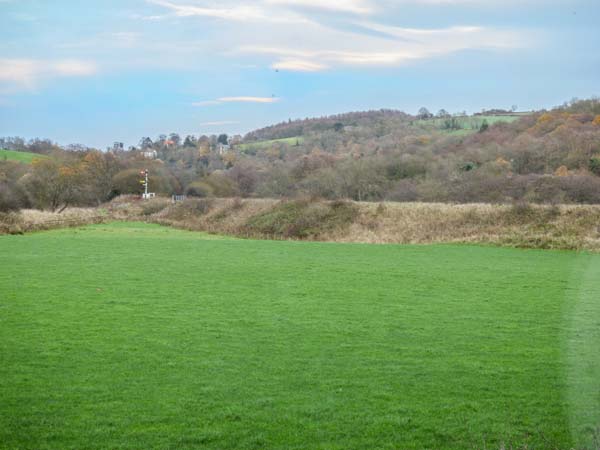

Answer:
[2,98,600,211]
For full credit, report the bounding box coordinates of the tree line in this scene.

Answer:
[2,98,600,212]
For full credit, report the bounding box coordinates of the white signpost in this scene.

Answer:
[140,169,156,199]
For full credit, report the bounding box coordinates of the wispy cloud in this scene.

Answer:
[146,0,312,24]
[193,96,280,106]
[237,23,525,72]
[0,59,97,92]
[272,59,328,72]
[265,0,374,14]
[219,96,279,103]
[146,0,529,73]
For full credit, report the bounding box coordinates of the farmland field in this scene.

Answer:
[0,149,47,164]
[1,222,599,449]
[415,114,522,135]
[237,136,304,152]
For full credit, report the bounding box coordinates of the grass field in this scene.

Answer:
[1,222,599,449]
[237,136,304,152]
[0,149,47,164]
[415,115,521,135]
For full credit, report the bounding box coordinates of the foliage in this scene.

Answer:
[2,97,600,210]
[245,198,357,238]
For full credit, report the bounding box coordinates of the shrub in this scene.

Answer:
[589,157,600,176]
[186,181,214,198]
[0,184,23,212]
[244,199,358,239]
[0,211,24,234]
[140,199,169,216]
[507,201,536,224]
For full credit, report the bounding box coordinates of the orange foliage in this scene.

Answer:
[554,165,569,177]
[593,115,600,126]
[536,113,554,124]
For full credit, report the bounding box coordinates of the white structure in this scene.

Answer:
[141,149,158,159]
[140,169,156,200]
[217,143,230,155]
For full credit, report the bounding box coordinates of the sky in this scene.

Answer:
[0,0,598,149]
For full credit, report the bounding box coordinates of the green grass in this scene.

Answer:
[0,149,48,164]
[1,222,600,449]
[237,136,304,152]
[415,114,521,135]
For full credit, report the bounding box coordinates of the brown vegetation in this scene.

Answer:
[2,196,600,251]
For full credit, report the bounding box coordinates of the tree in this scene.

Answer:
[218,134,229,145]
[437,109,450,118]
[139,137,153,149]
[24,159,83,212]
[183,135,197,148]
[418,107,433,120]
[479,120,489,133]
[82,151,120,203]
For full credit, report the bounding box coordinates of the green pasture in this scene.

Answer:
[1,222,599,449]
[0,149,47,164]
[415,114,521,135]
[237,136,304,152]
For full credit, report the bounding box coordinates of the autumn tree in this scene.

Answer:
[24,159,84,212]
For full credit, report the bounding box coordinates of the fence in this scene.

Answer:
[172,195,187,203]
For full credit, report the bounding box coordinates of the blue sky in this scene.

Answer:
[0,0,598,149]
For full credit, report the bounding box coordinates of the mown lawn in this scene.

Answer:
[1,222,599,449]
[0,149,48,164]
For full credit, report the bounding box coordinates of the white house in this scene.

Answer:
[141,149,158,159]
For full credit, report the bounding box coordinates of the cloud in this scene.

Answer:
[146,0,312,24]
[236,22,525,72]
[194,96,280,106]
[272,59,328,72]
[219,96,279,103]
[265,0,374,14]
[143,0,529,74]
[0,59,97,92]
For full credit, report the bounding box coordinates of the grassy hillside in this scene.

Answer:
[1,222,599,448]
[0,148,47,163]
[414,114,521,135]
[236,136,304,152]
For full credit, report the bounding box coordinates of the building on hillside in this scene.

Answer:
[141,149,158,159]
[217,143,230,155]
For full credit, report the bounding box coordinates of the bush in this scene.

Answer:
[0,211,24,234]
[140,199,169,216]
[245,199,358,239]
[186,181,214,198]
[506,201,536,224]
[0,184,23,212]
[162,198,214,221]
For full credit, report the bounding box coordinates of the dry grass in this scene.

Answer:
[0,207,109,234]
[332,202,600,251]
[4,196,600,251]
[155,199,600,251]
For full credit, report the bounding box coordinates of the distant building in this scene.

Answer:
[217,143,230,155]
[141,149,158,159]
